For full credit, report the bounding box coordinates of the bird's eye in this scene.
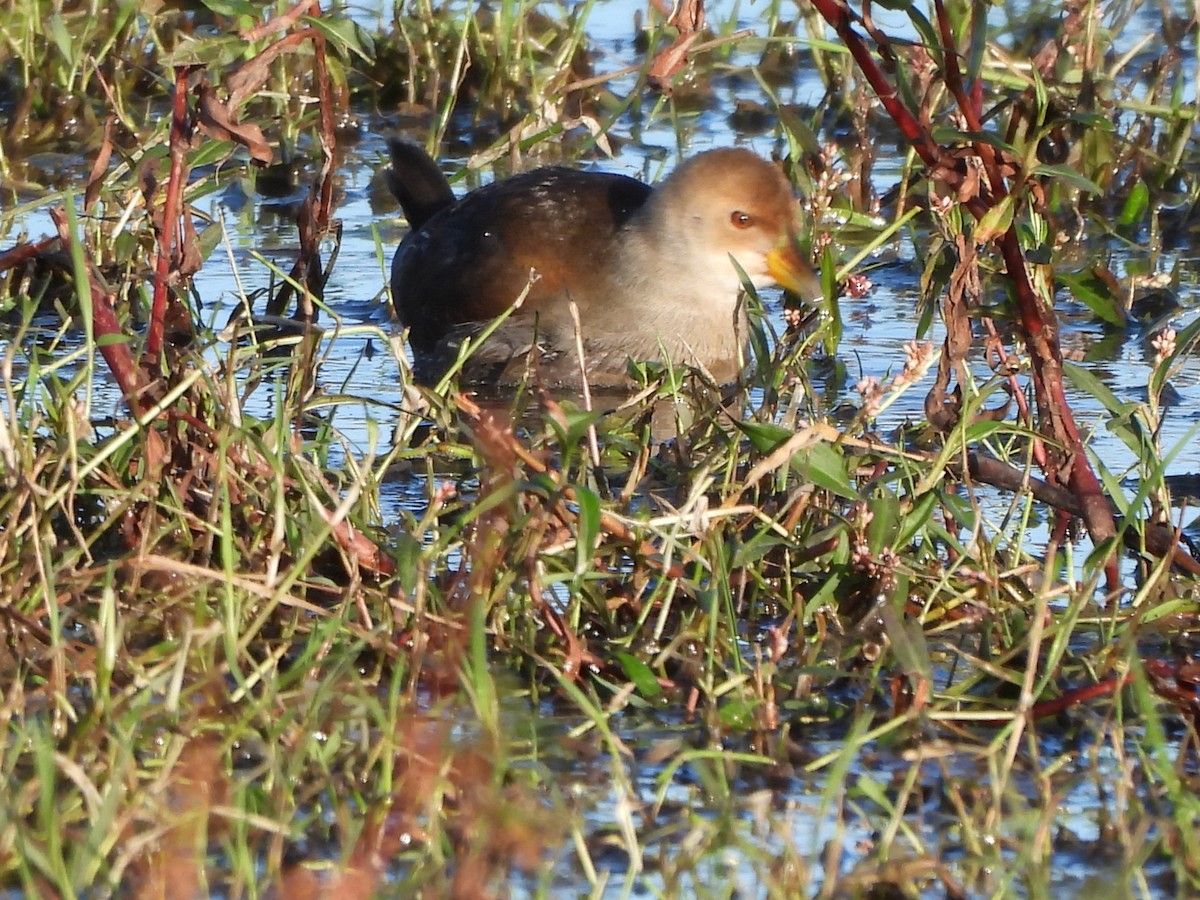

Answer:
[730,211,754,229]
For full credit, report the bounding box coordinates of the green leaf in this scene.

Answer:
[199,0,261,15]
[1064,112,1116,131]
[615,652,662,699]
[189,139,236,168]
[574,485,600,577]
[1064,362,1152,465]
[546,400,604,446]
[938,489,975,533]
[304,15,376,62]
[1032,59,1049,121]
[966,6,988,85]
[1095,460,1130,515]
[733,531,788,568]
[1062,360,1129,417]
[735,421,853,497]
[854,774,891,809]
[1033,164,1104,196]
[1140,597,1200,624]
[47,15,77,71]
[918,239,952,339]
[975,195,1014,243]
[895,491,938,548]
[794,441,854,498]
[717,696,757,730]
[866,492,901,552]
[194,221,224,266]
[963,418,1007,444]
[1117,179,1150,229]
[1057,268,1128,327]
[880,597,931,680]
[393,532,423,594]
[820,246,842,355]
[930,127,1017,156]
[164,34,252,68]
[737,419,793,454]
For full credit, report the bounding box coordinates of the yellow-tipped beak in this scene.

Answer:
[767,238,822,304]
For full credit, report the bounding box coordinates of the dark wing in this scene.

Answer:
[391,167,651,354]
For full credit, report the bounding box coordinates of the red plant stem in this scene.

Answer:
[236,29,313,77]
[49,207,145,417]
[819,1,938,163]
[940,675,1129,725]
[148,66,191,362]
[240,0,315,41]
[994,234,1115,557]
[0,236,56,273]
[1027,675,1127,718]
[311,2,335,230]
[982,318,1048,469]
[931,0,1006,203]
[808,0,1118,585]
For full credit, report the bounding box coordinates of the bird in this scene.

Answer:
[385,139,820,388]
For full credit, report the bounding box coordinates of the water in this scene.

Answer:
[10,3,1198,507]
[3,2,1199,895]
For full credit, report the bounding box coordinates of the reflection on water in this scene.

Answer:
[6,4,1197,526]
[2,4,1200,894]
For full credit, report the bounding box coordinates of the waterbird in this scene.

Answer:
[386,139,820,387]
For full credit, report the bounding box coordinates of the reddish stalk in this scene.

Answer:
[147,66,193,363]
[808,0,1118,585]
[239,0,316,41]
[0,237,57,273]
[312,9,336,230]
[49,208,145,416]
[266,4,337,326]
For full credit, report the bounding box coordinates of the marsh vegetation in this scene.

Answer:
[3,0,1200,896]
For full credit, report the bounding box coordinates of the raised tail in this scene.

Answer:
[385,138,456,230]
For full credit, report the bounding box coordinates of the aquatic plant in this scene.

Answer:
[2,0,1200,895]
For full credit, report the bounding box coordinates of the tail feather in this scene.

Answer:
[385,138,455,230]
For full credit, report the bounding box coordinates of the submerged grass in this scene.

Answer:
[3,0,1200,897]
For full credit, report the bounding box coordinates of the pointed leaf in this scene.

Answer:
[616,652,662,699]
[1058,268,1128,327]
